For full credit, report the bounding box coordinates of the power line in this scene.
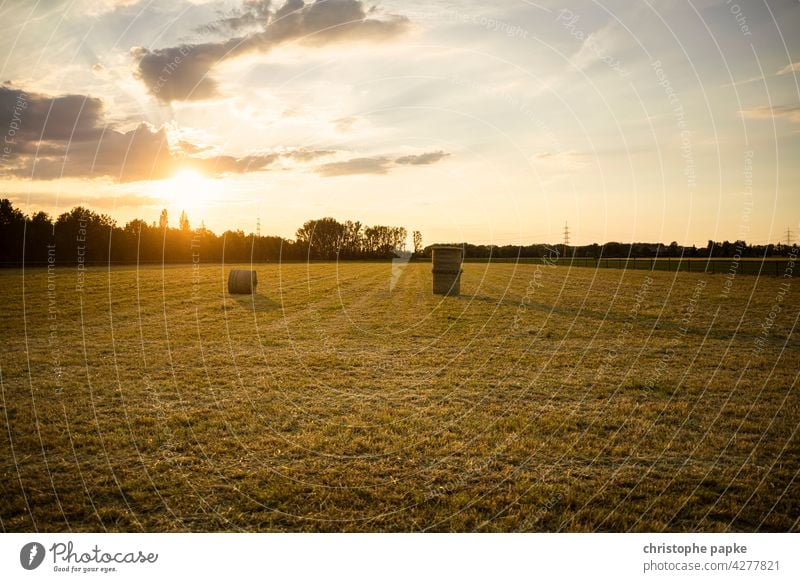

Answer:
[256,217,261,238]
[563,221,570,246]
[786,226,793,246]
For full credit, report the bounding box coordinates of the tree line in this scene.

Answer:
[449,240,797,260]
[0,198,795,266]
[0,199,417,265]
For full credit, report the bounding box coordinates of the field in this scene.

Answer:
[1,261,798,532]
[463,256,794,277]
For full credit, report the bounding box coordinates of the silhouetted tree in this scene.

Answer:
[26,211,54,263]
[296,218,346,259]
[0,199,25,263]
[54,206,115,264]
[412,231,423,255]
[179,210,190,232]
[2,198,791,267]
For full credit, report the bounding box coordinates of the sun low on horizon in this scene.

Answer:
[147,168,224,219]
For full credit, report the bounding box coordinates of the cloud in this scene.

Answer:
[530,150,589,170]
[132,43,231,102]
[177,139,212,154]
[282,147,335,161]
[0,86,106,143]
[315,150,450,176]
[188,153,280,174]
[83,0,142,17]
[0,85,333,181]
[193,148,335,174]
[334,115,358,132]
[723,61,800,88]
[315,156,393,177]
[777,62,800,75]
[395,150,449,165]
[0,83,175,180]
[133,0,411,102]
[199,0,274,35]
[739,105,800,124]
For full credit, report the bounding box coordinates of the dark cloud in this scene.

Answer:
[199,0,273,35]
[395,150,449,165]
[1,86,173,181]
[133,0,411,102]
[0,85,105,142]
[132,43,232,102]
[315,156,392,177]
[1,85,332,181]
[6,121,177,182]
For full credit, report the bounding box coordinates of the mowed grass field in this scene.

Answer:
[1,261,798,532]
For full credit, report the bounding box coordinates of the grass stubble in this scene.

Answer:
[0,261,797,532]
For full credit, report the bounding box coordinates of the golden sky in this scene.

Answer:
[1,0,799,245]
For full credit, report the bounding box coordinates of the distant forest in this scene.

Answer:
[0,199,795,266]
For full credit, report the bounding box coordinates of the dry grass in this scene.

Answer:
[1,261,798,532]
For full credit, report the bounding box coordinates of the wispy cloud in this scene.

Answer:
[530,150,589,170]
[739,104,800,124]
[334,116,359,132]
[777,62,800,75]
[395,150,449,165]
[722,61,800,88]
[315,156,393,177]
[315,150,450,177]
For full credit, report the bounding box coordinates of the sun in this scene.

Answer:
[150,168,220,215]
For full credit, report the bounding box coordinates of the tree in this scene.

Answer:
[341,220,362,258]
[26,211,54,263]
[0,198,25,226]
[179,210,190,232]
[0,199,27,263]
[54,206,115,263]
[667,241,680,257]
[295,217,346,259]
[413,230,423,255]
[159,208,168,230]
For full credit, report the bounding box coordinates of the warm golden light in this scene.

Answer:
[150,168,220,215]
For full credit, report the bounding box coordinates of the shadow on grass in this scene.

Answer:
[231,293,280,312]
[457,294,498,304]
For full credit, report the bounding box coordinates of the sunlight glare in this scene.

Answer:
[150,168,221,218]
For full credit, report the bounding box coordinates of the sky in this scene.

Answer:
[0,0,798,246]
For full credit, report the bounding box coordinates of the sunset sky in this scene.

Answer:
[1,0,798,245]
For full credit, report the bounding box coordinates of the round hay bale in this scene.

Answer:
[431,246,463,295]
[431,246,463,273]
[432,270,461,296]
[228,269,258,294]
